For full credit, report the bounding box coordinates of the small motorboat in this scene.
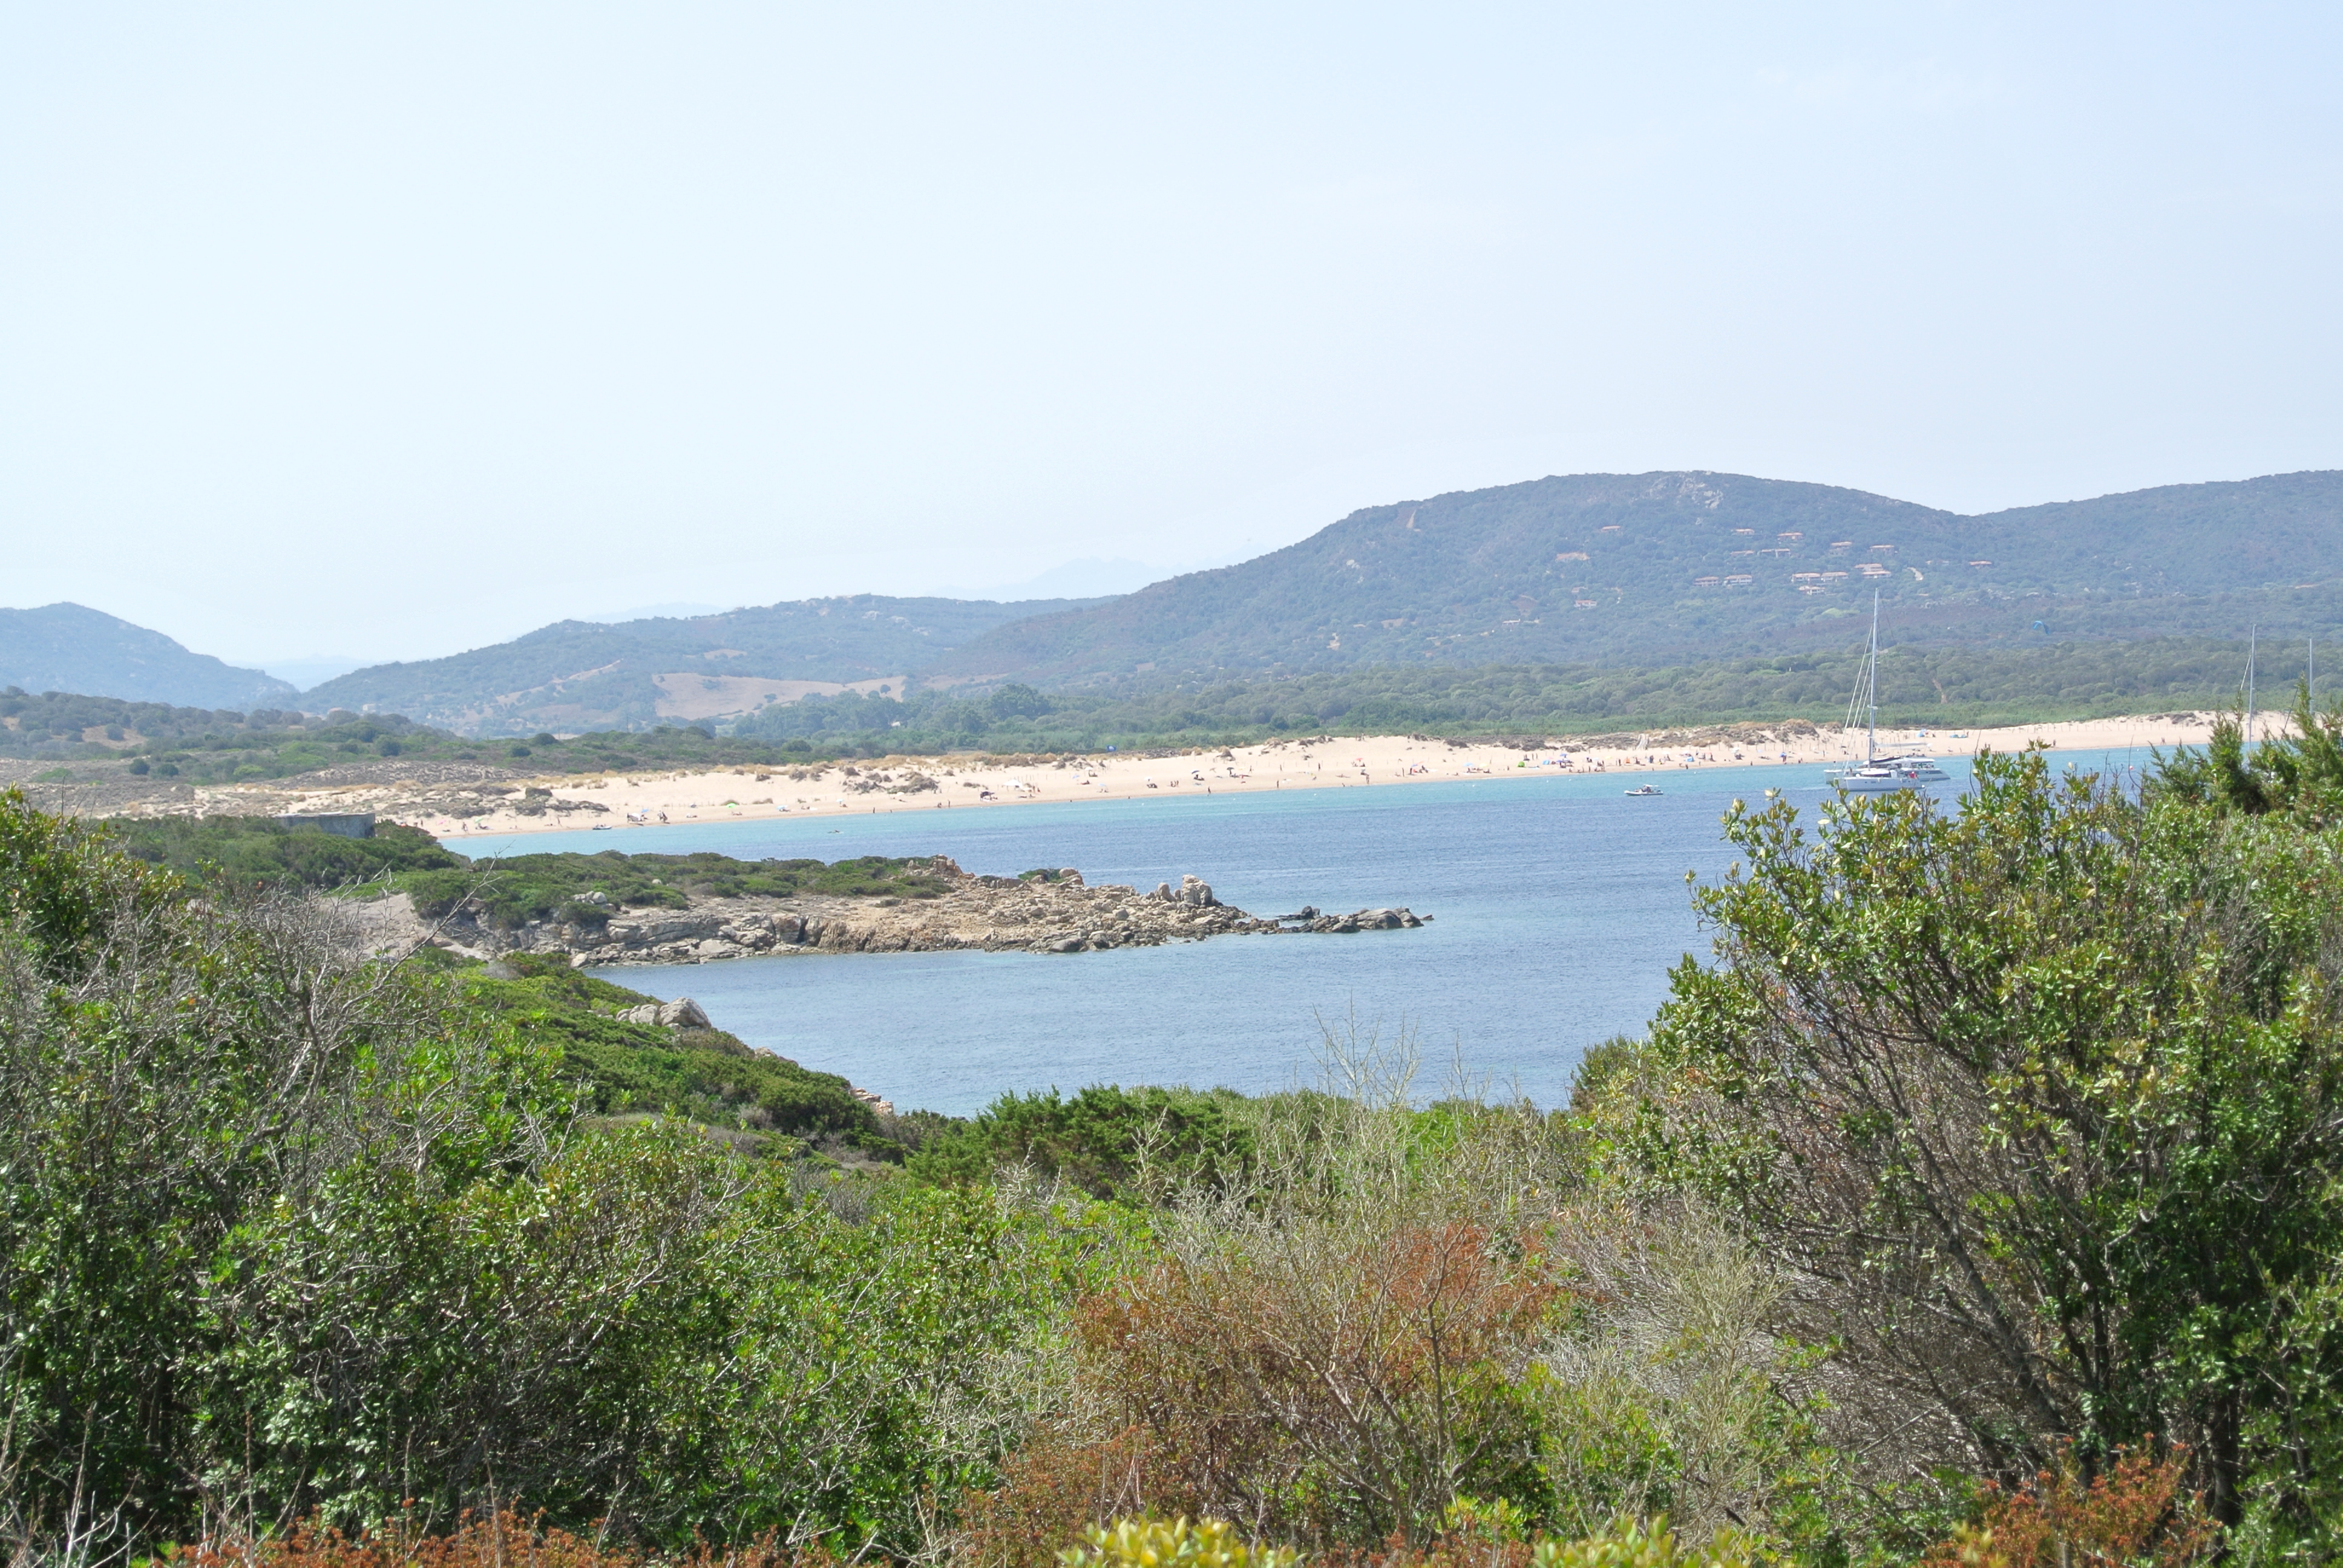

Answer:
[1624,784,1663,797]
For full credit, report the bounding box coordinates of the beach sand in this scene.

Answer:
[320,711,2225,841]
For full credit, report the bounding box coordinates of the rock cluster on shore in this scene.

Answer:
[358,856,1427,967]
[597,991,897,1117]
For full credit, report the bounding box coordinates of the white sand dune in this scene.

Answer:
[384,711,2227,841]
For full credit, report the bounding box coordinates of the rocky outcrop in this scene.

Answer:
[1144,874,1219,906]
[365,854,1429,967]
[1280,906,1427,933]
[616,997,712,1028]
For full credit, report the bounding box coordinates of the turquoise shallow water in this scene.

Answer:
[450,746,2159,1116]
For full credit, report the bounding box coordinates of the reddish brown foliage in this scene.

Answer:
[169,1511,833,1568]
[1921,1445,2220,1567]
[954,1426,1175,1568]
[1072,1221,1555,1542]
[1310,1534,1542,1568]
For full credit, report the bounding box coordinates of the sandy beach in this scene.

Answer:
[267,711,2224,841]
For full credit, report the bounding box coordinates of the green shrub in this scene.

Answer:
[105,814,462,890]
[452,955,885,1148]
[1057,1514,1760,1568]
[398,850,951,930]
[1529,1517,1761,1568]
[1060,1517,1296,1568]
[908,1084,1257,1198]
[1642,747,2343,1536]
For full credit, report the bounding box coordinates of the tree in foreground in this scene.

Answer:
[1636,747,2343,1551]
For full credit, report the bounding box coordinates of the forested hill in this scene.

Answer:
[303,593,1104,735]
[924,469,2343,684]
[0,603,296,709]
[91,468,2336,734]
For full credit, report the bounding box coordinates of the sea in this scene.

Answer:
[447,746,2160,1116]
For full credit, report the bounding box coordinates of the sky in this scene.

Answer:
[4,3,2339,682]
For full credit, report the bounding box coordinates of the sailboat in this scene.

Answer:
[1826,592,1951,793]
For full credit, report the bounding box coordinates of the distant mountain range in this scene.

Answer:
[0,604,296,710]
[17,469,2339,734]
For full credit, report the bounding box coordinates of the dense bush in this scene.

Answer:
[907,1083,1260,1198]
[1636,745,2343,1549]
[2155,682,2343,822]
[0,789,1111,1560]
[398,849,952,930]
[1078,1215,1555,1543]
[460,952,885,1148]
[1918,1445,2217,1568]
[111,812,464,887]
[172,1508,833,1568]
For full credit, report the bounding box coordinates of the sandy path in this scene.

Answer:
[349,711,2223,841]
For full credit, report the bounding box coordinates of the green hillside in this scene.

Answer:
[738,635,2289,750]
[28,469,2334,742]
[303,593,1105,735]
[925,470,2343,683]
[0,603,296,709]
[279,470,2343,731]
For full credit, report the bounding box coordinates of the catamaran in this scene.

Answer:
[1827,592,1951,793]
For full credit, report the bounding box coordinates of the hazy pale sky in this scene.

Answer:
[4,3,2339,676]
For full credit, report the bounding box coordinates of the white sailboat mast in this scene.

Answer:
[1867,591,1879,763]
[2246,624,2258,747]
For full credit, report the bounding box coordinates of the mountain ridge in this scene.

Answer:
[923,469,2343,685]
[299,593,1109,734]
[0,603,297,710]
[27,468,2338,735]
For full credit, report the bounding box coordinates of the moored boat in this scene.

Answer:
[1827,593,1951,793]
[1830,756,1950,792]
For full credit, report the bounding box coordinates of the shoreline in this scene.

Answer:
[342,867,1426,967]
[274,711,2222,841]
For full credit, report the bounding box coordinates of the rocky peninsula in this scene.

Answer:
[349,855,1427,967]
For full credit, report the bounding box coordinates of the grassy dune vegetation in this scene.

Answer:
[8,690,2343,1563]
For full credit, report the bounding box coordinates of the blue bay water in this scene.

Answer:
[449,746,2157,1116]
